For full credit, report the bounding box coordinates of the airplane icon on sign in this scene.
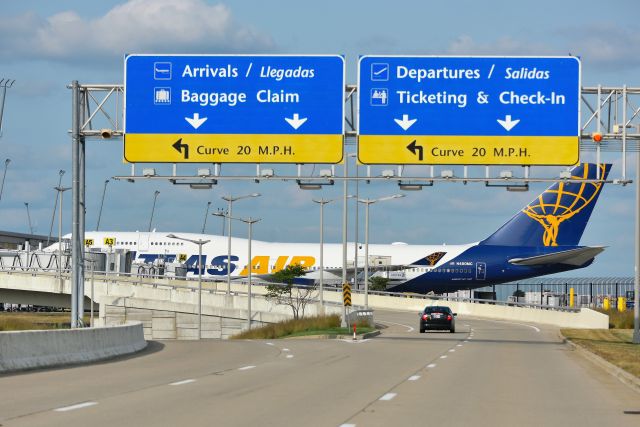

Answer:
[154,62,172,80]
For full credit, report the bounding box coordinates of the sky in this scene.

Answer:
[0,0,638,277]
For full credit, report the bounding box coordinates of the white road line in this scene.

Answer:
[457,344,463,347]
[339,338,371,343]
[377,320,415,332]
[449,349,455,352]
[54,402,98,412]
[427,363,437,368]
[464,324,470,327]
[286,355,294,359]
[340,424,356,427]
[282,348,290,352]
[408,375,421,381]
[265,342,274,346]
[169,379,196,386]
[379,393,397,401]
[440,355,447,359]
[238,365,256,371]
[466,317,541,332]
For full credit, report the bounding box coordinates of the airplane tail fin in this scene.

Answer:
[481,163,611,247]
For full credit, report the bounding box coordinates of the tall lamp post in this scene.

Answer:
[24,202,34,234]
[55,186,71,318]
[96,179,109,231]
[220,193,260,294]
[167,234,210,340]
[201,201,212,234]
[0,158,10,201]
[312,198,333,311]
[214,212,260,331]
[358,194,405,308]
[148,190,160,232]
[48,170,66,245]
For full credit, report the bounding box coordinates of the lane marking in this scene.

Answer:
[427,363,437,368]
[457,344,463,347]
[238,365,256,371]
[169,379,196,386]
[408,375,421,381]
[54,402,98,412]
[379,393,397,401]
[440,355,447,359]
[339,339,371,343]
[449,349,455,353]
[340,424,356,427]
[282,348,290,352]
[286,355,294,359]
[265,342,274,346]
[377,320,415,332]
[464,324,470,327]
[467,317,541,332]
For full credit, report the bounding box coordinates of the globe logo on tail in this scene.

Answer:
[523,164,605,246]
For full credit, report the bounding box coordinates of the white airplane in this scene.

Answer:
[59,163,610,294]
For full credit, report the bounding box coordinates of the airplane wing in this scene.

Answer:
[508,246,606,266]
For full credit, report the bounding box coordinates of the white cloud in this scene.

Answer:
[448,35,554,56]
[0,0,275,63]
[559,24,640,70]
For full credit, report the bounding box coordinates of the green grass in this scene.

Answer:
[595,308,634,329]
[231,314,374,339]
[561,329,639,378]
[0,312,90,331]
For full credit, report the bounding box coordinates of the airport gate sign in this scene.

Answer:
[124,54,345,163]
[358,56,581,165]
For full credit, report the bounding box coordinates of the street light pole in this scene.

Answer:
[55,186,71,316]
[167,234,210,340]
[201,201,212,234]
[96,179,109,231]
[148,190,160,232]
[48,170,65,245]
[24,202,34,234]
[358,194,405,309]
[0,158,10,201]
[220,193,260,295]
[313,198,332,312]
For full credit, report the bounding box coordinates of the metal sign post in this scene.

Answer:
[358,56,581,166]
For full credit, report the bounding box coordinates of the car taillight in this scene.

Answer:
[422,314,428,320]
[447,315,452,321]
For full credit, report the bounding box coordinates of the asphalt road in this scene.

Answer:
[1,310,638,426]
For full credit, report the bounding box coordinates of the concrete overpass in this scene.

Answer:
[0,267,608,340]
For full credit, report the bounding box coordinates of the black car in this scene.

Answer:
[419,306,456,333]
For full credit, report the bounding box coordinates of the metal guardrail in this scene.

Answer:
[0,267,582,313]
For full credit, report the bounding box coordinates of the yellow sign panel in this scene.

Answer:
[343,283,352,307]
[178,254,187,262]
[84,239,94,247]
[124,134,343,164]
[103,237,116,246]
[358,135,578,165]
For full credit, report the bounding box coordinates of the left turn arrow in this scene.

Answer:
[172,139,189,159]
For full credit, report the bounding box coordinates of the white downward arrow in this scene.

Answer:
[394,114,417,131]
[497,115,520,131]
[285,113,307,130]
[185,113,207,130]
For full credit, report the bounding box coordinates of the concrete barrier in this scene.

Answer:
[0,322,147,373]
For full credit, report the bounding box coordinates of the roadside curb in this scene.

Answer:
[285,330,381,340]
[560,332,640,394]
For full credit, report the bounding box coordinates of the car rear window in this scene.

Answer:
[423,306,451,314]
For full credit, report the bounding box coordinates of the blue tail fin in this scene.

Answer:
[481,163,611,247]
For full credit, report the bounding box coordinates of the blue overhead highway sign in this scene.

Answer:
[358,56,581,165]
[124,54,345,163]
